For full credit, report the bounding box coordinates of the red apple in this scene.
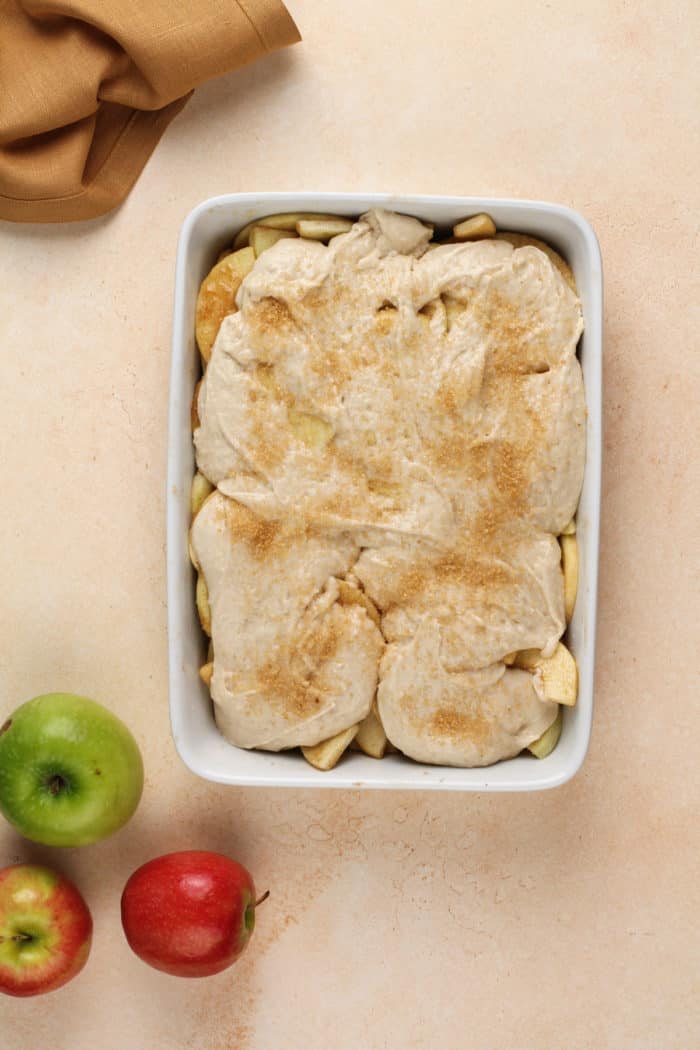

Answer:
[0,863,92,997]
[120,850,266,977]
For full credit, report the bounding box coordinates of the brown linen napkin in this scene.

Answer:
[0,0,300,223]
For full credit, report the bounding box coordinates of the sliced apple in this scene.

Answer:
[232,222,255,250]
[195,246,255,362]
[355,704,387,759]
[235,213,345,248]
[188,529,199,571]
[216,247,233,264]
[199,662,213,688]
[560,517,576,535]
[296,218,353,241]
[452,213,496,240]
[301,725,359,770]
[288,408,334,450]
[195,574,212,636]
[502,651,517,666]
[260,212,345,230]
[560,533,579,623]
[191,379,203,428]
[496,232,575,291]
[190,472,214,517]
[250,226,298,257]
[528,706,562,758]
[514,643,578,706]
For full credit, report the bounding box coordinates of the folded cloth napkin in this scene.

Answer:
[0,0,300,222]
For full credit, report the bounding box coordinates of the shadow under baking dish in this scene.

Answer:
[167,192,602,791]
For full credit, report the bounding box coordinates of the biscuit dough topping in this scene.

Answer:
[191,209,585,765]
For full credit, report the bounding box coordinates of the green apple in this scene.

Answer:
[0,693,143,847]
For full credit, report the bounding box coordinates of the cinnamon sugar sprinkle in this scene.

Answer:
[430,706,490,743]
[250,615,342,720]
[249,656,323,720]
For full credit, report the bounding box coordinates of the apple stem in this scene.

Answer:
[48,774,66,796]
[255,890,270,908]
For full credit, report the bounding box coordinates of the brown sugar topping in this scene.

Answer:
[218,499,283,559]
[250,296,294,331]
[389,541,513,609]
[251,656,322,720]
[429,705,490,743]
[246,409,285,472]
[399,689,491,744]
[251,613,343,721]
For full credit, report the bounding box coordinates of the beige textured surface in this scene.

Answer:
[1,2,698,1047]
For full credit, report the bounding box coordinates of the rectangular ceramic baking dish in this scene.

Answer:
[167,193,602,791]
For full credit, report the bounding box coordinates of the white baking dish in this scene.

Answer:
[167,193,602,791]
